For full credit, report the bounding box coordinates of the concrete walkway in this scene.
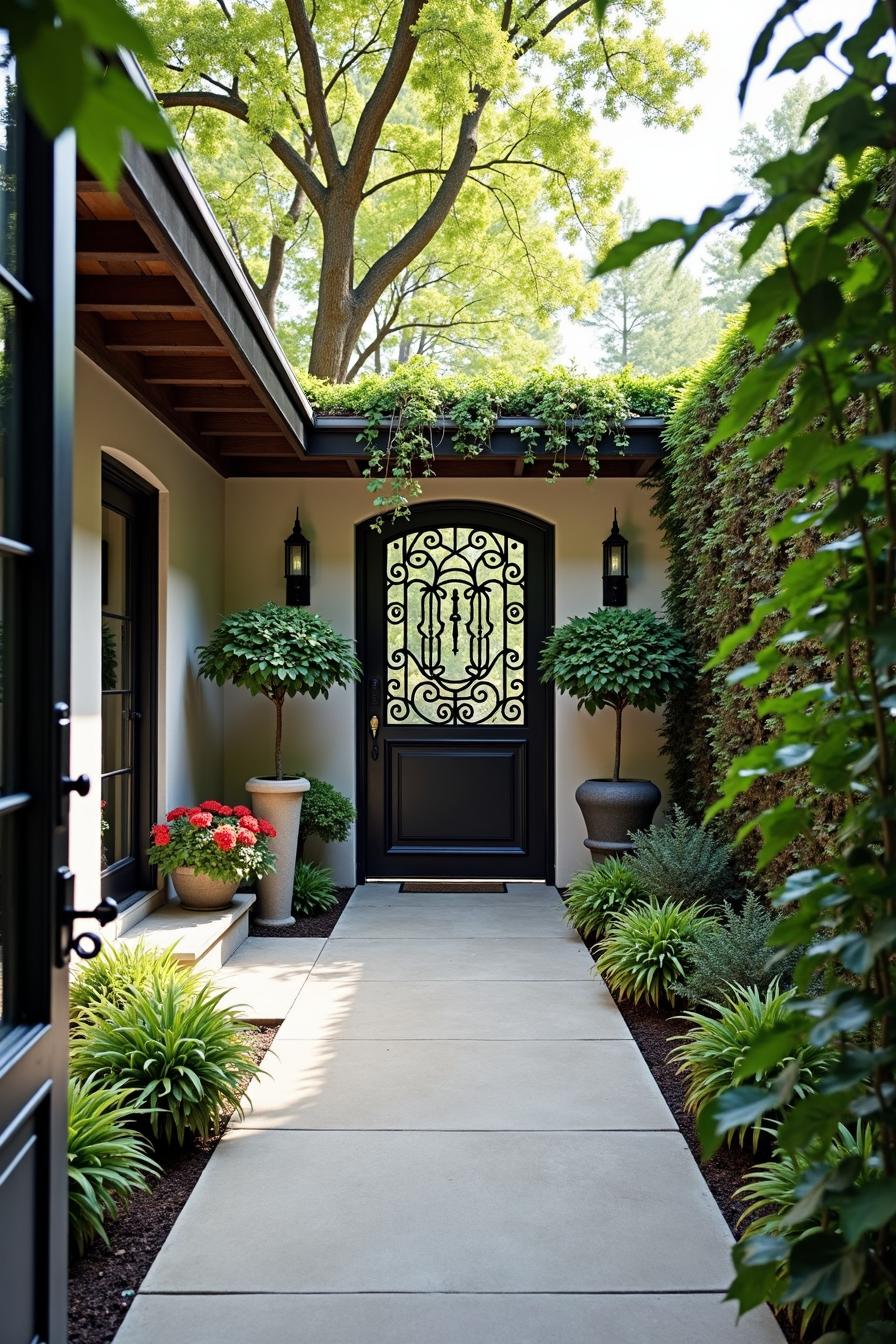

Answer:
[115,885,783,1343]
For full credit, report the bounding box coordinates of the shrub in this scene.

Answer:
[70,979,260,1146]
[539,607,691,779]
[595,898,715,1007]
[69,939,199,1017]
[626,805,735,907]
[67,1077,159,1256]
[197,604,360,779]
[563,858,645,942]
[147,801,276,884]
[298,776,355,851]
[293,860,338,917]
[673,893,796,1005]
[669,984,834,1148]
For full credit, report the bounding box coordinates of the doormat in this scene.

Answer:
[400,881,507,893]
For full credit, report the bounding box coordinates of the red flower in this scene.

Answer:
[150,823,171,846]
[235,828,256,847]
[166,806,190,821]
[240,815,260,833]
[200,800,223,813]
[213,827,236,851]
[233,805,252,818]
[218,805,234,816]
[257,818,277,838]
[189,811,213,828]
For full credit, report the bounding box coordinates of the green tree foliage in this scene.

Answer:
[589,198,723,373]
[298,776,355,852]
[4,0,173,187]
[539,608,691,779]
[595,2,896,1329]
[140,0,705,380]
[196,603,360,778]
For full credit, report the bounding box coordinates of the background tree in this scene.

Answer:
[703,76,827,315]
[588,198,722,374]
[141,0,705,381]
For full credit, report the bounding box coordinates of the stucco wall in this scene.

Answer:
[70,354,226,910]
[223,476,669,887]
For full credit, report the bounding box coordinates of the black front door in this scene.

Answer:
[0,82,76,1343]
[358,503,554,881]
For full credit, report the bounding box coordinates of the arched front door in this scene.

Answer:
[357,502,554,881]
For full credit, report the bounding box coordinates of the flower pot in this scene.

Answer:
[245,776,310,926]
[575,777,661,862]
[171,867,240,911]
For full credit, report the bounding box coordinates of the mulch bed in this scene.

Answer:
[68,1026,276,1344]
[249,886,354,938]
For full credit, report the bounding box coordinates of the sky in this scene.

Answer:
[561,0,875,367]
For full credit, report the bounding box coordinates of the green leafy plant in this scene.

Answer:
[67,1077,159,1256]
[293,860,338,917]
[197,604,360,779]
[736,1124,876,1331]
[563,858,645,942]
[669,984,834,1148]
[70,980,260,1147]
[539,608,691,779]
[626,805,736,908]
[594,4,896,1324]
[674,893,796,1005]
[307,364,681,520]
[147,801,276,883]
[69,939,199,1018]
[595,898,715,1007]
[298,776,355,855]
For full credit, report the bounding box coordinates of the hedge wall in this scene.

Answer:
[654,321,840,883]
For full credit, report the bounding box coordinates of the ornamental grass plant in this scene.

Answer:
[293,859,338,917]
[147,800,277,885]
[626,805,736,908]
[67,1077,159,1256]
[69,938,199,1018]
[673,893,795,1005]
[595,898,716,1007]
[563,857,645,942]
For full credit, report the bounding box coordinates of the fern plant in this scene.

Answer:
[669,984,834,1148]
[595,898,715,1007]
[627,805,735,907]
[69,939,200,1017]
[293,860,338,916]
[67,1077,159,1256]
[673,893,796,1005]
[70,979,260,1146]
[563,858,645,942]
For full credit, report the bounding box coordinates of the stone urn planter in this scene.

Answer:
[539,607,692,864]
[171,867,239,911]
[575,777,661,860]
[246,776,310,926]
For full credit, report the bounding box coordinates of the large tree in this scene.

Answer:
[588,198,722,374]
[142,0,705,381]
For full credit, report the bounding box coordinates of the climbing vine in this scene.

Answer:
[305,361,680,520]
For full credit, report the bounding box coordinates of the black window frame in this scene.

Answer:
[100,457,158,907]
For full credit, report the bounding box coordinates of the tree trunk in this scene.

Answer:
[307,199,358,380]
[613,703,624,782]
[274,694,284,780]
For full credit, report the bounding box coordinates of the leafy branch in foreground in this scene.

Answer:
[597,2,896,1333]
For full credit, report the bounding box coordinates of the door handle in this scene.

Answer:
[56,867,118,967]
[369,714,380,761]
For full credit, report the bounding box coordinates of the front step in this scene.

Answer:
[117,891,255,969]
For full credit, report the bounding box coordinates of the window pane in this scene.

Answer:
[102,507,128,614]
[101,695,132,774]
[0,290,18,539]
[101,616,130,692]
[101,773,132,872]
[0,47,20,278]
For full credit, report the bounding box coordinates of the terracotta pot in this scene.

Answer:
[245,776,310,927]
[171,866,239,911]
[574,777,661,862]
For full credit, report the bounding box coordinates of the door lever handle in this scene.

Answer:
[369,714,380,761]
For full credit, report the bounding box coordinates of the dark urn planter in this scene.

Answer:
[575,777,661,861]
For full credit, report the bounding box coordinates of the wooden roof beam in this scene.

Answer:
[76,220,159,260]
[76,275,199,313]
[143,356,247,385]
[104,320,224,354]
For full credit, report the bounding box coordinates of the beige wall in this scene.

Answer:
[223,476,669,887]
[70,354,226,910]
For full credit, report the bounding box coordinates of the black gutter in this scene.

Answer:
[307,415,665,459]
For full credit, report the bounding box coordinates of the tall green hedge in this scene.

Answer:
[654,321,839,882]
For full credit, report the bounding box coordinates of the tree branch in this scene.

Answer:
[282,0,341,181]
[344,0,426,199]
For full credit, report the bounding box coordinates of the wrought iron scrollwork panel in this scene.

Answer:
[386,526,526,726]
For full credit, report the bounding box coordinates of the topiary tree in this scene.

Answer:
[539,608,691,780]
[197,603,360,779]
[297,775,356,856]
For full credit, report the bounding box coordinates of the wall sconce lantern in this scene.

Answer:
[602,509,628,607]
[284,508,310,607]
